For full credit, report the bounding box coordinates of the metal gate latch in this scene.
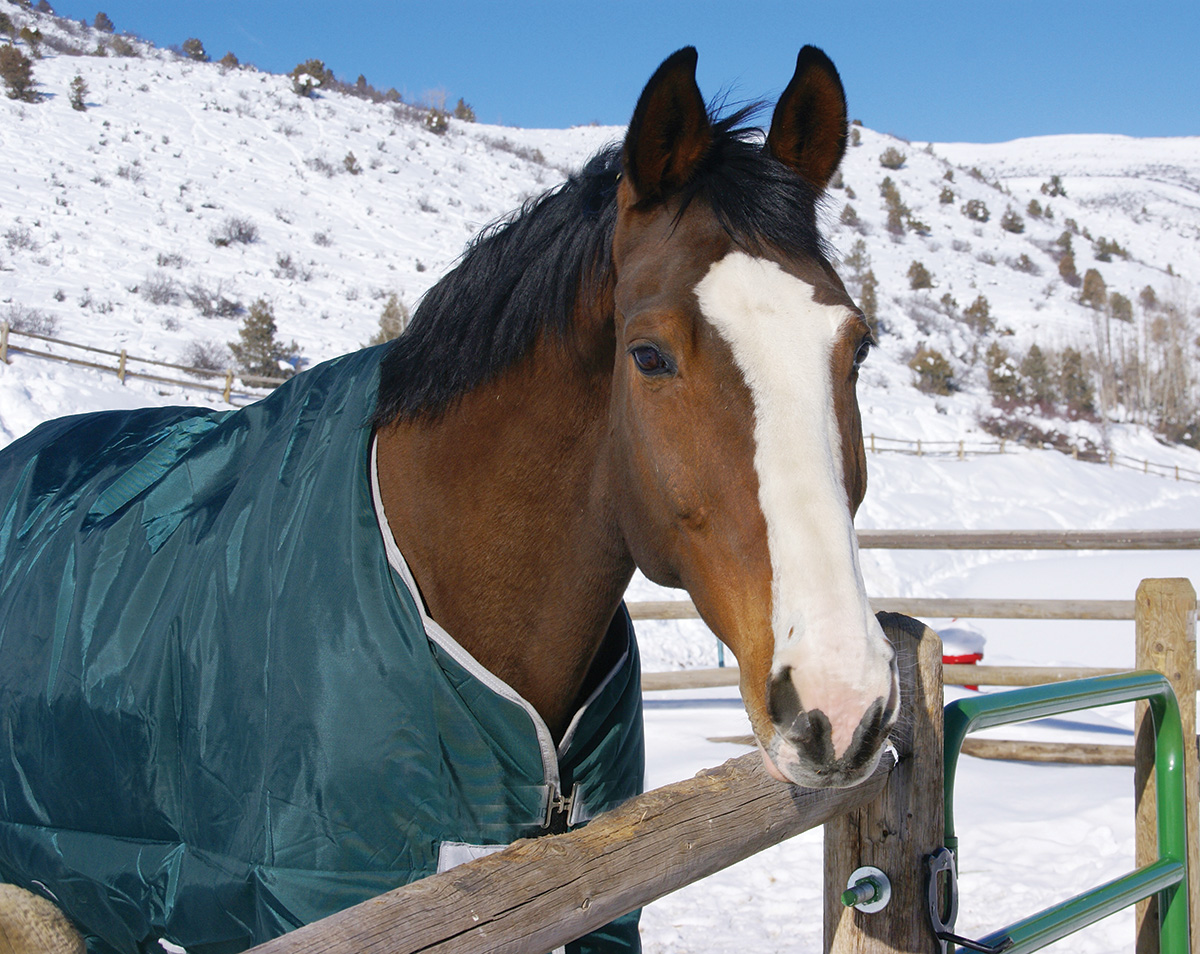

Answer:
[926,847,1013,954]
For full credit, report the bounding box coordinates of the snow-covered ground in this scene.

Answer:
[2,6,1200,953]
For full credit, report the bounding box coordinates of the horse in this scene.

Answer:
[0,46,897,954]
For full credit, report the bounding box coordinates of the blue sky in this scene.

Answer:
[45,1,1199,142]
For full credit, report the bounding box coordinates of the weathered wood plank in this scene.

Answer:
[961,739,1135,766]
[856,529,1200,550]
[246,750,898,954]
[825,613,944,953]
[643,663,1200,693]
[627,597,1138,622]
[1134,579,1198,954]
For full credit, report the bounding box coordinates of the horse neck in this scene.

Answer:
[373,331,632,741]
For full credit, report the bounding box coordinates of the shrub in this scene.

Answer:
[3,224,37,252]
[18,27,42,57]
[909,346,954,395]
[109,35,136,57]
[93,11,114,32]
[1093,236,1127,262]
[1040,175,1066,197]
[999,208,1024,234]
[228,299,299,381]
[343,151,362,175]
[68,73,87,109]
[219,51,239,69]
[878,146,906,169]
[962,294,994,335]
[140,271,181,305]
[156,251,185,268]
[839,203,859,227]
[1009,253,1040,275]
[849,126,861,147]
[842,238,870,281]
[453,98,476,122]
[907,260,933,290]
[962,198,989,222]
[0,44,37,101]
[4,303,59,335]
[1058,251,1080,287]
[1079,268,1106,309]
[290,58,332,97]
[209,216,258,247]
[1026,199,1044,218]
[368,294,409,345]
[0,14,12,41]
[180,338,232,372]
[938,185,954,205]
[186,280,240,318]
[1109,291,1133,323]
[1139,285,1158,311]
[424,107,449,134]
[181,37,207,62]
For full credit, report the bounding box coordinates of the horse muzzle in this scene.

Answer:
[760,658,900,788]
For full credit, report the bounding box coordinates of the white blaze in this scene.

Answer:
[695,252,893,759]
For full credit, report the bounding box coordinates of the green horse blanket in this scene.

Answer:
[0,346,644,954]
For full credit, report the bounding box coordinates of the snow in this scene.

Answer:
[2,7,1199,953]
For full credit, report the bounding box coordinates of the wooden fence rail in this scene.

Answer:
[4,321,1200,481]
[0,321,287,404]
[242,616,944,954]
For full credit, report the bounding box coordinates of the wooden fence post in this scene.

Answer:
[223,369,234,404]
[824,614,944,953]
[1,320,8,364]
[117,349,127,385]
[1134,578,1198,954]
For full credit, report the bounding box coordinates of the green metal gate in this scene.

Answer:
[937,671,1190,954]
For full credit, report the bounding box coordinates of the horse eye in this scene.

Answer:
[853,339,872,370]
[631,345,672,376]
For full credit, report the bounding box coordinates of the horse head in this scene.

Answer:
[607,47,898,788]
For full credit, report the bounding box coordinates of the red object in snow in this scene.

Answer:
[943,651,983,690]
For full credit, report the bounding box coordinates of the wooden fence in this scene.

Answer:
[0,321,287,404]
[4,321,1199,483]
[240,580,1194,953]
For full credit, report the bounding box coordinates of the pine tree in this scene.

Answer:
[908,346,954,395]
[181,37,208,62]
[93,11,114,32]
[68,73,87,110]
[907,260,933,290]
[1058,251,1080,287]
[985,342,1021,407]
[858,269,879,329]
[369,294,409,345]
[228,299,300,382]
[1018,345,1056,408]
[1058,347,1095,418]
[1079,269,1107,310]
[0,44,36,102]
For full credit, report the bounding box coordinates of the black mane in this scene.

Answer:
[372,107,830,426]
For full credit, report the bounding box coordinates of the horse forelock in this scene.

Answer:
[372,107,833,429]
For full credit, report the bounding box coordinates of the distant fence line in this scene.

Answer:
[3,322,1199,483]
[0,321,287,406]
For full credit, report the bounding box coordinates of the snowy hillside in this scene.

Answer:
[2,8,1200,954]
[2,3,1198,463]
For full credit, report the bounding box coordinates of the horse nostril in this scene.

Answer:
[766,666,801,727]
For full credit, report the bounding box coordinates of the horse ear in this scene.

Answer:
[623,47,713,204]
[766,46,848,191]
